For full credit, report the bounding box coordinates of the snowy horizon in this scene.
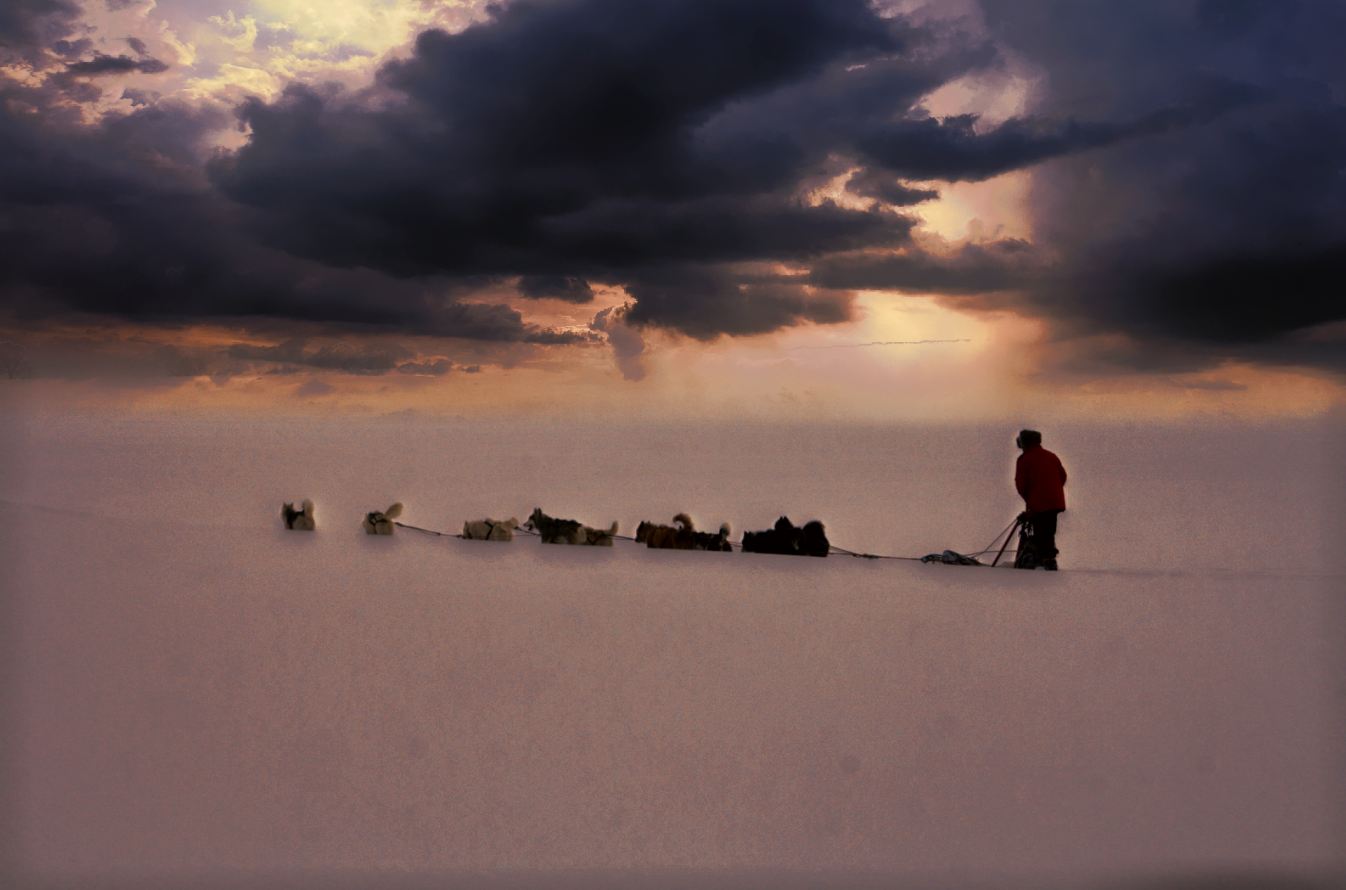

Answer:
[2,412,1344,889]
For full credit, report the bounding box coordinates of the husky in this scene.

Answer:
[363,502,403,535]
[689,522,733,552]
[527,507,618,546]
[281,499,316,531]
[799,520,830,557]
[742,516,794,554]
[636,513,694,549]
[637,513,732,551]
[742,516,829,557]
[462,517,520,541]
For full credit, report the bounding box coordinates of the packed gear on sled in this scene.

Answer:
[920,550,983,565]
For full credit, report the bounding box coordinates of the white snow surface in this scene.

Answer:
[1,412,1344,889]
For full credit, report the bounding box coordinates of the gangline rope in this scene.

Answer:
[394,516,1019,565]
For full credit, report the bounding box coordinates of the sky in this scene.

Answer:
[1,0,1344,419]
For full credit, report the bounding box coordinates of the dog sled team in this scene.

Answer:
[280,429,1067,569]
[282,500,830,557]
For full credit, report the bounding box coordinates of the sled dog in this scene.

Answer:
[363,503,403,535]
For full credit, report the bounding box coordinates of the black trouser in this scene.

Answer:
[1027,510,1061,562]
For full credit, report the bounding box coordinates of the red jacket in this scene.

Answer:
[1015,445,1067,513]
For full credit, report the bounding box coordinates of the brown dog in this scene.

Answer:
[528,507,618,546]
[636,513,693,549]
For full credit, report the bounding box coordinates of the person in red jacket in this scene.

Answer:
[1014,429,1067,570]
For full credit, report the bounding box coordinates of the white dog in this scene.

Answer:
[462,517,520,541]
[281,499,315,530]
[363,502,403,535]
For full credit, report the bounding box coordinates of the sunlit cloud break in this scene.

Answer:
[791,338,974,350]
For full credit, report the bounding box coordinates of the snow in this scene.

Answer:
[1,412,1343,889]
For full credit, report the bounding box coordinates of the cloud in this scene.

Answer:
[853,103,1237,184]
[0,330,222,381]
[969,0,1346,372]
[51,36,92,58]
[120,86,158,106]
[0,0,81,65]
[517,275,594,303]
[809,238,1038,295]
[396,358,453,376]
[63,51,170,76]
[0,80,543,343]
[590,304,646,381]
[227,338,410,374]
[4,0,1344,380]
[294,378,335,398]
[522,327,601,345]
[206,0,1003,339]
[208,0,1257,345]
[623,267,853,341]
[845,169,939,206]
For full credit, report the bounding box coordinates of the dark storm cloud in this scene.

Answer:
[7,0,1341,376]
[844,170,939,207]
[52,36,93,58]
[212,0,1164,340]
[974,0,1346,372]
[210,0,920,277]
[0,0,80,64]
[0,79,548,345]
[517,275,595,303]
[623,268,852,341]
[121,87,158,107]
[853,103,1238,183]
[125,36,148,56]
[0,0,544,349]
[64,51,169,76]
[810,239,1038,296]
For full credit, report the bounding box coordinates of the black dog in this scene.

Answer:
[741,516,829,557]
[688,523,733,552]
[799,520,829,557]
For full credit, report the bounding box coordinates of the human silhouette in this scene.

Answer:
[1014,429,1067,570]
